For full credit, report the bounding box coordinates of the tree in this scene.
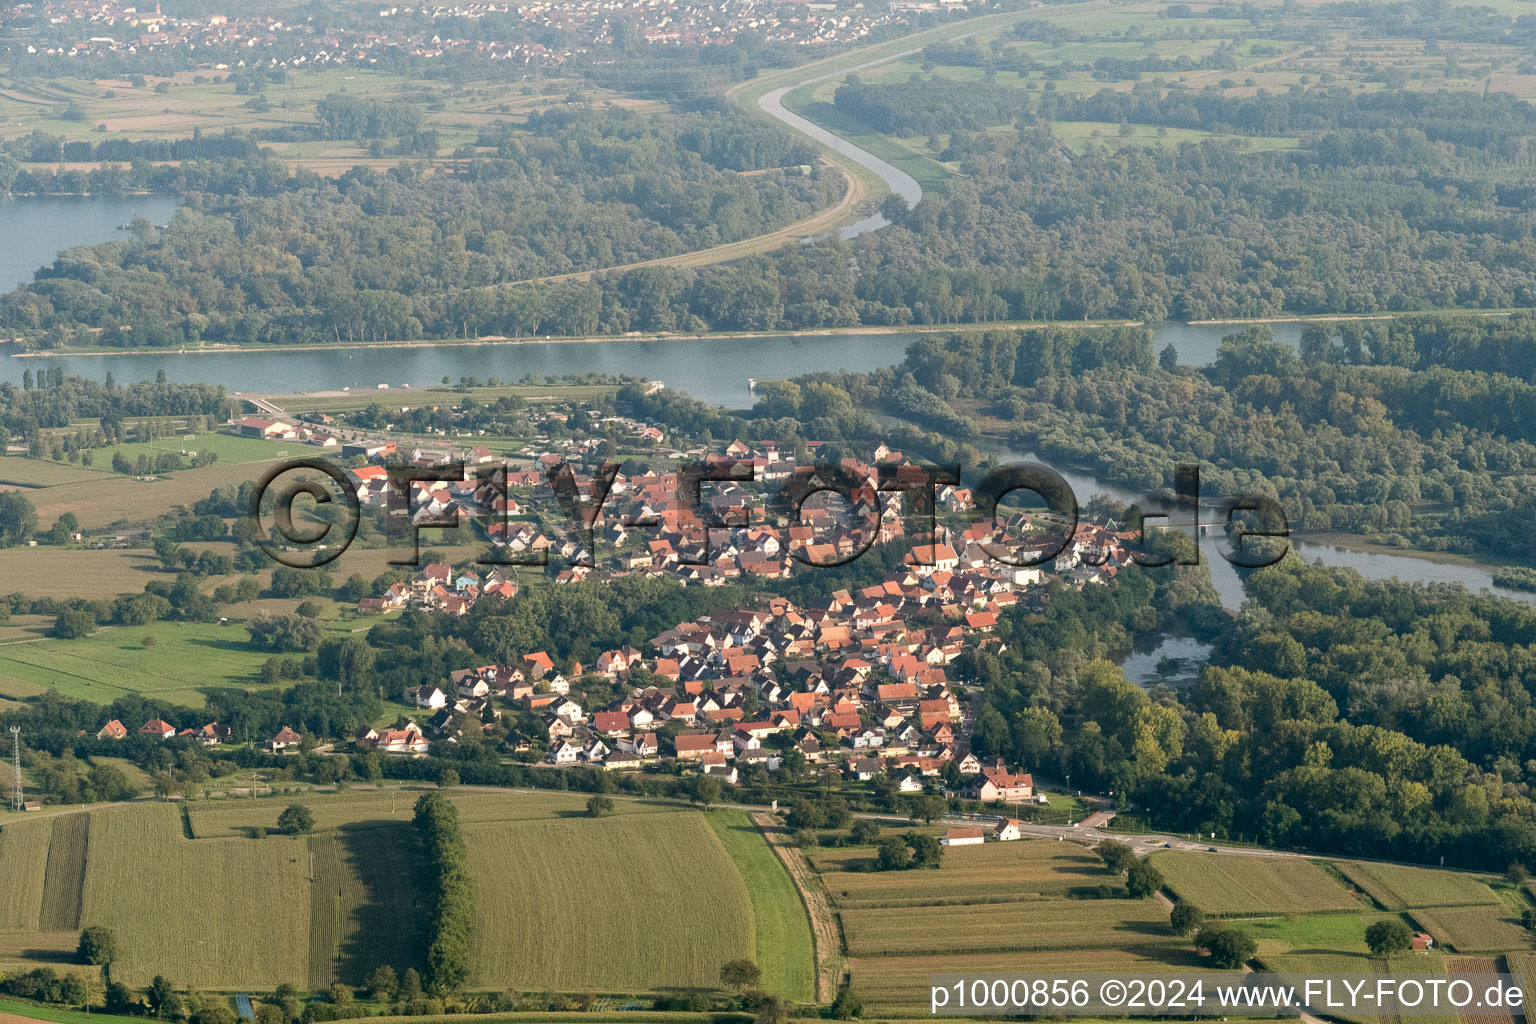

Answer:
[720,959,762,992]
[692,775,723,810]
[400,968,422,1000]
[850,819,881,845]
[586,795,615,817]
[830,983,863,1019]
[77,925,118,966]
[105,981,137,1015]
[53,607,97,639]
[277,803,315,835]
[1507,863,1530,885]
[755,995,788,1024]
[60,974,91,1008]
[1096,839,1135,874]
[146,975,177,1019]
[876,836,912,871]
[1159,343,1179,371]
[1365,919,1413,956]
[1195,927,1257,969]
[911,794,946,824]
[0,491,38,546]
[1170,902,1206,936]
[365,965,398,1001]
[908,831,944,869]
[1126,858,1164,898]
[437,767,460,789]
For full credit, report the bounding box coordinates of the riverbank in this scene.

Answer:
[1187,309,1523,326]
[7,319,1143,358]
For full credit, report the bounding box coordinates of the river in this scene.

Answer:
[0,200,1525,618]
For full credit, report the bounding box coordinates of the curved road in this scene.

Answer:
[757,47,929,239]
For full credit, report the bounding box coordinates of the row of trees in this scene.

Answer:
[412,793,475,994]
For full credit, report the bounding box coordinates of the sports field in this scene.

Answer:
[1152,854,1359,916]
[0,791,813,997]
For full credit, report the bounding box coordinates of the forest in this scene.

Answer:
[829,317,1536,560]
[0,106,836,347]
[969,558,1536,871]
[11,65,1536,342]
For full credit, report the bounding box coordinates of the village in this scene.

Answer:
[8,0,938,68]
[113,408,1157,836]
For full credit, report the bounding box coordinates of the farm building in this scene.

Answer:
[943,828,987,846]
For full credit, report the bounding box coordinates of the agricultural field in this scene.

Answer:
[463,812,754,993]
[0,548,167,601]
[1153,853,1359,916]
[845,948,1213,1016]
[1409,907,1534,954]
[1338,861,1502,909]
[1259,954,1457,1024]
[839,897,1179,957]
[811,837,1114,907]
[0,791,811,998]
[0,815,52,931]
[0,68,652,169]
[185,788,679,839]
[706,812,816,1002]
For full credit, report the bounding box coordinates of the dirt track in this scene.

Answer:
[517,159,862,286]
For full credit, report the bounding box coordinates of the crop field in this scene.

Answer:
[464,812,756,993]
[37,814,87,933]
[0,817,52,930]
[1410,907,1534,954]
[706,812,816,1002]
[3,793,792,996]
[1338,861,1501,909]
[846,949,1211,1016]
[839,898,1178,958]
[26,456,288,530]
[1261,954,1460,1024]
[0,458,101,487]
[186,789,682,839]
[305,829,423,990]
[1152,854,1358,916]
[0,548,167,600]
[79,803,314,988]
[1447,957,1520,1024]
[811,838,1114,907]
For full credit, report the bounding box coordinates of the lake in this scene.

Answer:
[0,193,180,292]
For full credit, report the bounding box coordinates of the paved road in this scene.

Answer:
[756,49,928,240]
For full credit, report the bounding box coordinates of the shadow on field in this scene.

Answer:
[335,821,427,986]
